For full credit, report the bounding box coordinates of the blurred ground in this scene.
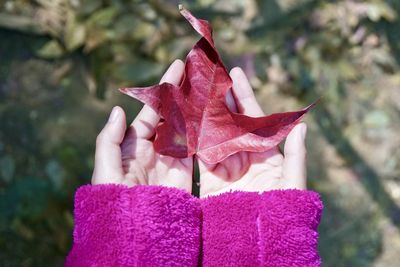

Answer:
[0,0,400,266]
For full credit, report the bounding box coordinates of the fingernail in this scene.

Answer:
[300,123,307,140]
[108,107,119,123]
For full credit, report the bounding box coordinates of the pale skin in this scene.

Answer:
[92,60,307,196]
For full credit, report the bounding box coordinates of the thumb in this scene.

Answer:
[282,123,307,189]
[92,106,126,184]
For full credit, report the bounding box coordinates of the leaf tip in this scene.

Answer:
[306,97,322,111]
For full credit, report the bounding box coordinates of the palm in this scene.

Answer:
[121,128,192,191]
[199,67,307,197]
[92,60,194,192]
[199,148,286,197]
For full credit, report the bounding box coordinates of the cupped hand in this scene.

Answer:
[91,60,193,193]
[199,67,308,197]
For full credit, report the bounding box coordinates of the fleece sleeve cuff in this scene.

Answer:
[201,189,323,267]
[65,184,200,267]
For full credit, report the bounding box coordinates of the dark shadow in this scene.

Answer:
[192,160,200,197]
[381,1,400,65]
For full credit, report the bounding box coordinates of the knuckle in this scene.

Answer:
[297,145,307,157]
[302,147,307,157]
[96,132,106,145]
[300,147,307,156]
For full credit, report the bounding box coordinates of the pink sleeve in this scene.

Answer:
[65,184,200,267]
[200,189,323,267]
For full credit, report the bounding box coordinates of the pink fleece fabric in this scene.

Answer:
[66,185,323,266]
[201,189,323,267]
[65,184,201,267]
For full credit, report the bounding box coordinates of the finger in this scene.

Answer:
[225,89,238,112]
[282,123,307,189]
[131,59,185,139]
[92,106,126,184]
[229,67,264,117]
[159,59,185,85]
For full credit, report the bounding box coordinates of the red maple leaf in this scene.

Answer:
[120,6,316,164]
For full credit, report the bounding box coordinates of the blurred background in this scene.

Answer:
[0,0,399,266]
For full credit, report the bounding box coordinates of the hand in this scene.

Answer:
[199,67,307,197]
[91,60,193,193]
